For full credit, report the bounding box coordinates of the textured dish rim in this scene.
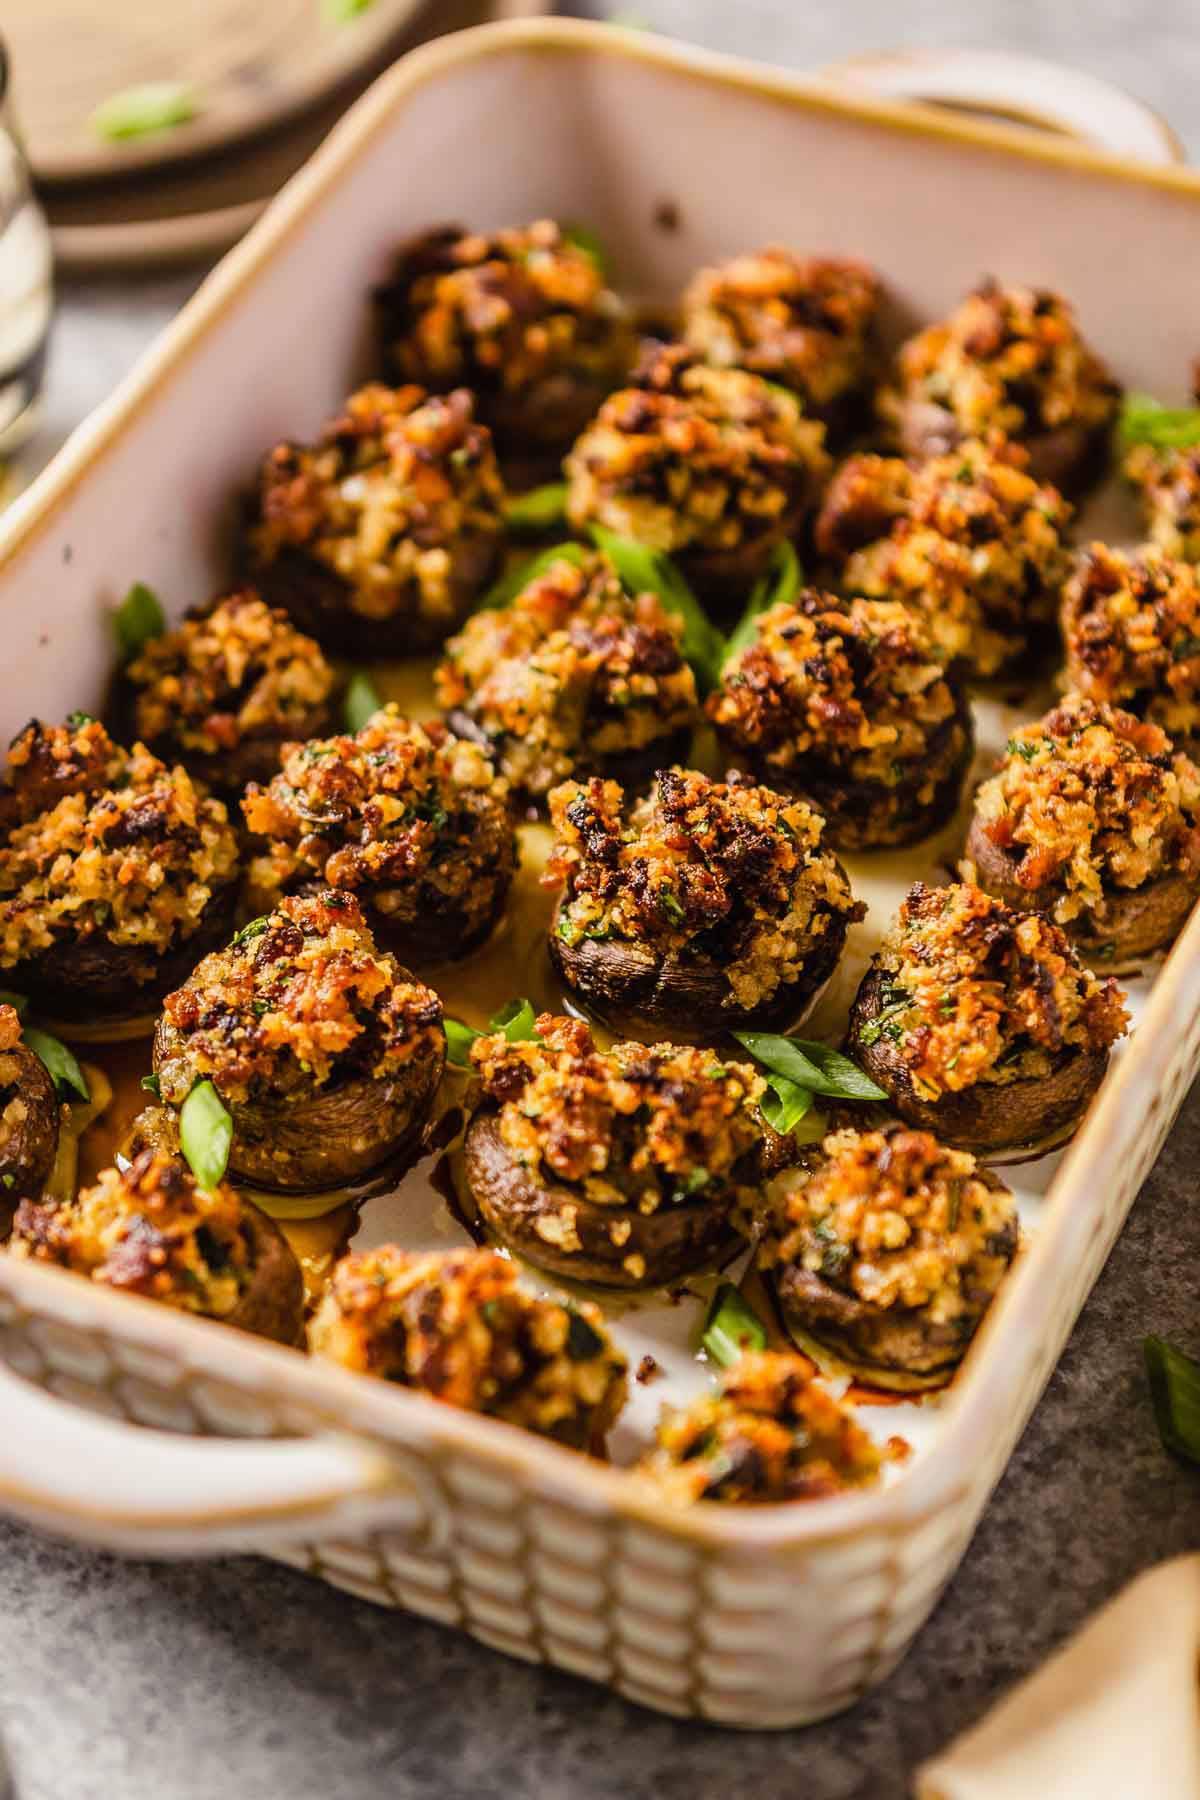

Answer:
[2,15,1200,1552]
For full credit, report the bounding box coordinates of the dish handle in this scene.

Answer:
[0,1357,445,1556]
[821,48,1186,166]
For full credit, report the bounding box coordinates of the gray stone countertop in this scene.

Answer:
[4,4,1200,1796]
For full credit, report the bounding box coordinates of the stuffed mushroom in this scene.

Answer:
[310,1244,627,1452]
[242,709,516,963]
[681,247,882,438]
[564,341,830,606]
[761,1124,1018,1387]
[1124,393,1200,563]
[966,694,1200,964]
[243,381,506,656]
[547,767,862,1035]
[434,549,699,806]
[10,1148,305,1345]
[0,1002,59,1231]
[153,890,445,1195]
[462,1013,767,1288]
[845,880,1128,1154]
[815,437,1073,675]
[708,589,971,848]
[118,589,336,797]
[0,716,239,1028]
[1061,544,1200,748]
[637,1350,882,1504]
[877,280,1119,493]
[375,220,634,456]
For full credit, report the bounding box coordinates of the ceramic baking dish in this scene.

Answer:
[2,17,1200,1731]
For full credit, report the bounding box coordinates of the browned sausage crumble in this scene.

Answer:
[639,1350,882,1504]
[1061,544,1200,742]
[972,695,1200,924]
[861,882,1127,1101]
[817,438,1072,675]
[547,768,862,1012]
[310,1245,627,1448]
[434,551,698,801]
[0,716,239,970]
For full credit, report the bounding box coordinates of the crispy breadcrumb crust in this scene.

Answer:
[862,881,1127,1100]
[309,1245,627,1448]
[470,1012,765,1209]
[0,1003,56,1202]
[973,695,1200,923]
[1125,441,1200,563]
[639,1350,882,1504]
[434,551,698,800]
[0,717,238,968]
[1061,544,1200,741]
[548,768,861,1011]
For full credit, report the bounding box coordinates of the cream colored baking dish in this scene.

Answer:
[2,18,1200,1731]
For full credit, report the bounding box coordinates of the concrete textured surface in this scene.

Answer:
[5,3,1200,1796]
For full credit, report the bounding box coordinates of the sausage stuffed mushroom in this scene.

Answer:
[966,695,1200,964]
[0,1002,59,1230]
[311,1245,627,1452]
[846,881,1128,1154]
[462,1013,768,1288]
[1061,544,1200,749]
[153,891,445,1195]
[243,382,506,656]
[708,590,971,849]
[547,768,862,1035]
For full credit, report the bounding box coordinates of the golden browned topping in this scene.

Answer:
[639,1350,882,1504]
[548,769,861,1011]
[1125,442,1200,563]
[682,248,881,414]
[0,1004,44,1188]
[434,552,698,800]
[0,717,239,968]
[565,342,829,556]
[471,1013,764,1207]
[156,891,443,1108]
[709,590,959,790]
[864,881,1128,1099]
[880,281,1119,446]
[762,1126,1017,1323]
[247,383,505,630]
[818,439,1073,674]
[126,589,334,761]
[973,695,1200,922]
[10,1149,259,1318]
[377,220,633,440]
[309,1245,627,1446]
[242,709,514,939]
[1061,544,1200,740]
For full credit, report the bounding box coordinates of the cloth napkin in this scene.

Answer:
[916,1556,1200,1799]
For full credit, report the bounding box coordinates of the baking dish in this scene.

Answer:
[2,17,1200,1730]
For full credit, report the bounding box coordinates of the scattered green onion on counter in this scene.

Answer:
[92,83,198,142]
[1145,1335,1200,1465]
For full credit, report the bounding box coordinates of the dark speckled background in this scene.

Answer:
[6,3,1200,1795]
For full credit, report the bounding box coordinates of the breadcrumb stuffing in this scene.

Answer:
[1061,543,1200,742]
[1125,440,1200,563]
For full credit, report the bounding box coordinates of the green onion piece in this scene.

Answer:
[92,82,198,142]
[230,915,270,949]
[344,672,384,733]
[504,483,570,538]
[321,0,374,20]
[444,1019,480,1068]
[480,541,590,612]
[114,582,166,660]
[733,1031,886,1102]
[723,541,802,667]
[760,1071,814,1135]
[1145,1335,1200,1464]
[1119,393,1200,451]
[561,224,609,276]
[23,1029,89,1103]
[66,710,96,729]
[180,1080,233,1191]
[701,1282,768,1369]
[589,524,726,694]
[0,990,28,1019]
[490,997,538,1043]
[140,1073,162,1098]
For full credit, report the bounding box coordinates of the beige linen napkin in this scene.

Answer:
[917,1556,1200,1800]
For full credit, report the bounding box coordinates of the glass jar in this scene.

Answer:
[0,36,53,460]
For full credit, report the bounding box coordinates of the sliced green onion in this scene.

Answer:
[321,0,375,20]
[444,998,539,1069]
[589,524,725,694]
[66,710,97,730]
[733,1031,886,1102]
[23,1029,89,1102]
[0,990,28,1019]
[344,672,383,733]
[180,1080,232,1191]
[1119,393,1200,451]
[701,1282,768,1369]
[504,484,569,537]
[444,1019,480,1069]
[140,1073,162,1098]
[561,224,609,276]
[1145,1335,1200,1464]
[114,582,166,660]
[723,541,802,667]
[480,541,590,612]
[230,915,270,949]
[92,83,198,142]
[760,1071,814,1136]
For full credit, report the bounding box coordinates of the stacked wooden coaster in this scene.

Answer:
[7,0,551,270]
